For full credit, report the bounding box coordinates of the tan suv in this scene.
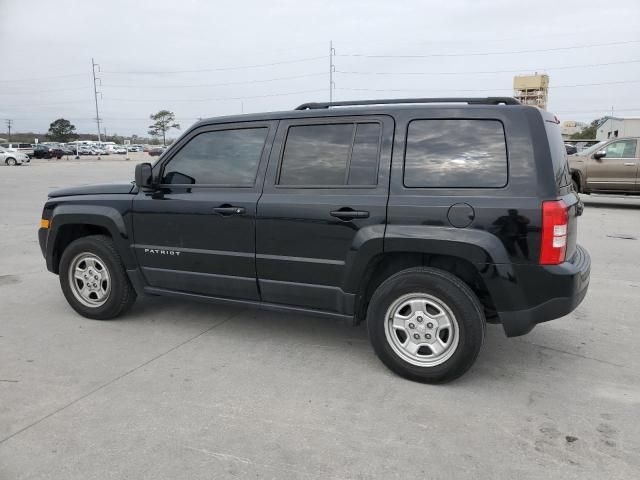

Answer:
[569,137,639,194]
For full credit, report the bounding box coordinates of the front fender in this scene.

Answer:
[45,204,135,272]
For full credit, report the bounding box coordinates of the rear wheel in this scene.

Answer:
[367,267,485,384]
[59,235,136,320]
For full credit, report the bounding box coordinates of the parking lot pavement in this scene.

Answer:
[0,161,639,479]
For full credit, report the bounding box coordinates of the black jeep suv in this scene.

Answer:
[38,97,590,383]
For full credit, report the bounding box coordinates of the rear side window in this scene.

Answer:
[162,127,268,185]
[278,122,381,186]
[404,119,508,188]
[543,120,571,187]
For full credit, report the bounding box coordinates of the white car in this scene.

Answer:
[0,148,30,166]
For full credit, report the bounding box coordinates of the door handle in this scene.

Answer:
[213,205,246,216]
[623,162,636,166]
[330,208,370,220]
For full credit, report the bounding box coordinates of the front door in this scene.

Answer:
[132,121,276,300]
[587,139,638,191]
[256,116,393,314]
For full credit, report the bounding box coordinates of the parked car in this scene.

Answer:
[0,143,34,158]
[59,145,75,156]
[564,143,577,155]
[0,147,30,166]
[569,137,639,194]
[32,145,63,159]
[148,147,165,156]
[38,97,590,384]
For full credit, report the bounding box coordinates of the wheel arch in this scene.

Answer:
[570,169,584,192]
[353,251,498,326]
[348,227,514,324]
[47,205,134,273]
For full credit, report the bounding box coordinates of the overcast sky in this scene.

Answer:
[1,0,639,138]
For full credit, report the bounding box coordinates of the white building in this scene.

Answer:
[597,117,640,140]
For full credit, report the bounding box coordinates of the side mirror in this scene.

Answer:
[593,150,606,160]
[135,162,153,188]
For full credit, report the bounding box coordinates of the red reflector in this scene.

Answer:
[540,200,568,265]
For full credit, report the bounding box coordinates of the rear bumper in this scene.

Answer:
[498,244,591,337]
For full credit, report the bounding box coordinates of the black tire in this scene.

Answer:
[59,235,136,320]
[6,158,16,166]
[367,267,485,384]
[572,178,580,193]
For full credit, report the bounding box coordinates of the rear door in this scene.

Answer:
[256,115,393,314]
[586,139,638,191]
[132,121,276,300]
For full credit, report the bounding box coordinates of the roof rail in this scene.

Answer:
[295,97,520,110]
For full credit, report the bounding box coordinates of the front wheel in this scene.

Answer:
[367,267,485,384]
[59,235,136,320]
[6,158,17,166]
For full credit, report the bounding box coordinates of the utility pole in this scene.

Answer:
[329,40,335,102]
[91,58,102,142]
[5,119,12,141]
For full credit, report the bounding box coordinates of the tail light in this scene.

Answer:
[539,200,568,265]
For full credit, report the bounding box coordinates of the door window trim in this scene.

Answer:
[155,121,275,189]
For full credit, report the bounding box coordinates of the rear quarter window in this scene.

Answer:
[543,120,571,187]
[404,119,508,188]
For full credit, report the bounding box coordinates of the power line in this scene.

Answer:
[0,86,92,96]
[336,40,640,58]
[555,107,640,114]
[101,72,326,89]
[337,79,640,94]
[101,55,326,75]
[335,59,640,76]
[105,88,326,103]
[1,100,93,108]
[0,73,87,84]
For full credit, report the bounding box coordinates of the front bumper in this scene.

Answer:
[498,244,591,337]
[38,227,48,258]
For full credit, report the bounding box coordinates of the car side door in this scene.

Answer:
[132,121,276,300]
[256,116,393,315]
[586,139,638,191]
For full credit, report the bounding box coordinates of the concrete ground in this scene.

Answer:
[0,159,639,479]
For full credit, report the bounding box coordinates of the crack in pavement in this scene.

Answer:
[0,311,243,446]
[514,339,629,369]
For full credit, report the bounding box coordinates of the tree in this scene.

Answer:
[148,110,180,146]
[46,118,78,142]
[570,118,605,140]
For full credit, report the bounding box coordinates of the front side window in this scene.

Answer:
[278,122,381,186]
[162,127,268,185]
[604,140,636,158]
[404,119,508,188]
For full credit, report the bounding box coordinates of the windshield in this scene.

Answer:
[579,140,607,156]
